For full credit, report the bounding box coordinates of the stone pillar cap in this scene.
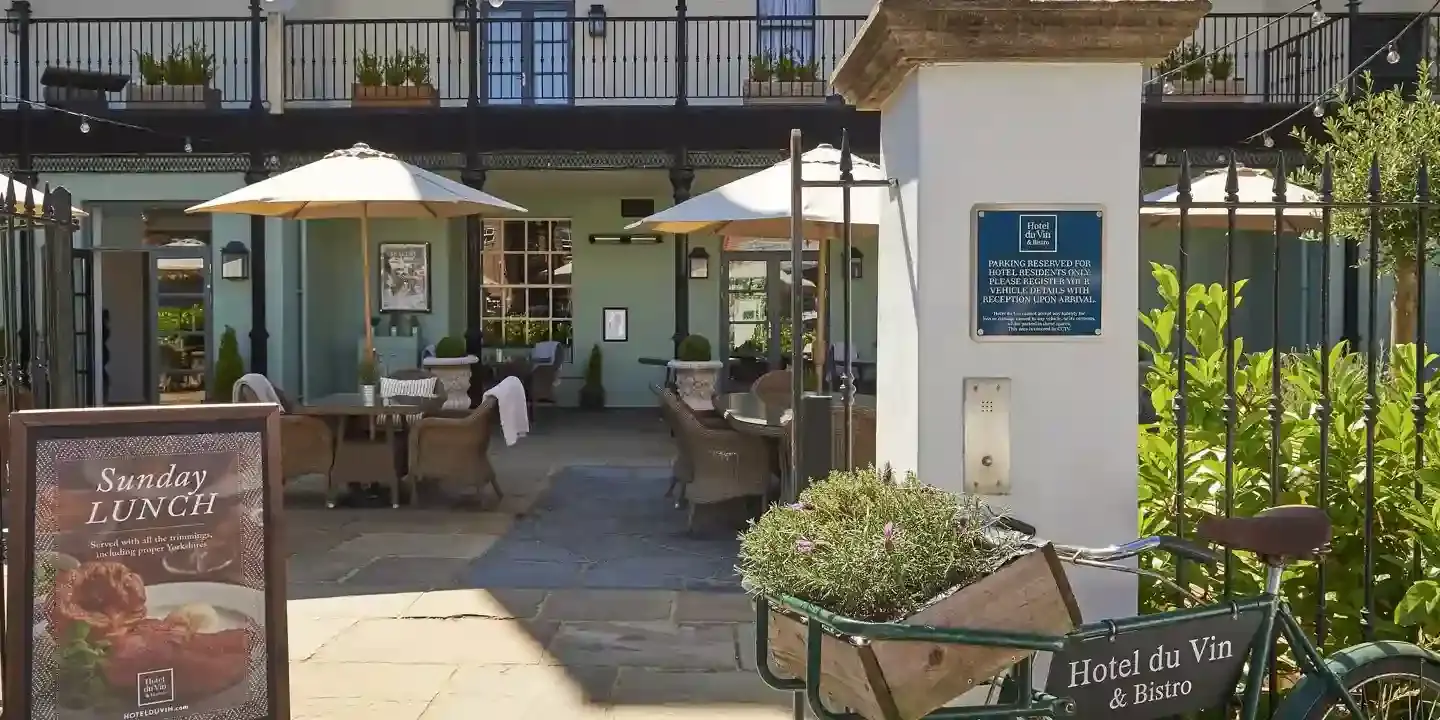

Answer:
[831,0,1212,110]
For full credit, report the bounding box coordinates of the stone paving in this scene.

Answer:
[282,410,793,719]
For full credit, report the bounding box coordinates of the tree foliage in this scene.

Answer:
[1292,65,1440,342]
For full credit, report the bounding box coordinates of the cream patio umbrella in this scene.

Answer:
[186,143,526,355]
[1142,165,1321,233]
[627,144,889,389]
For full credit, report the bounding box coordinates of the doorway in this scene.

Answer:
[485,3,572,105]
[719,251,819,384]
[94,248,212,406]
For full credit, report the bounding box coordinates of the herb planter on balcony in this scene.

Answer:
[1163,78,1248,103]
[125,85,222,110]
[352,84,440,108]
[761,545,1081,720]
[743,81,828,105]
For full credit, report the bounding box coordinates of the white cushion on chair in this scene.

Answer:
[380,377,437,398]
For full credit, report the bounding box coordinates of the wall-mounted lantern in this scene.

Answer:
[688,246,709,279]
[220,240,251,280]
[450,0,474,31]
[848,247,864,280]
[5,3,24,36]
[586,4,607,38]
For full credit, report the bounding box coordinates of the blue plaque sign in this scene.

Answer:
[973,208,1104,338]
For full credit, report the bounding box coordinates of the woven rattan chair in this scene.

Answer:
[751,369,793,409]
[235,382,335,485]
[778,402,879,483]
[670,389,771,531]
[406,395,502,506]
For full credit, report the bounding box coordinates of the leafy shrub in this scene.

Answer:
[212,327,244,402]
[1138,263,1440,655]
[738,467,1025,622]
[676,334,712,362]
[579,344,605,410]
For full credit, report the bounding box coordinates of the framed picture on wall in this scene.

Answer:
[378,242,431,313]
[603,307,628,342]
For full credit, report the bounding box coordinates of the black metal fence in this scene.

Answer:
[0,11,1400,107]
[1140,153,1440,702]
[0,179,80,413]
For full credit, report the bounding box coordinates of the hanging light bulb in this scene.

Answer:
[1311,1,1326,24]
[78,118,90,133]
[486,0,504,6]
[183,137,193,153]
[1387,43,1400,64]
[1263,133,1275,148]
[1163,80,1175,95]
[1313,102,1325,117]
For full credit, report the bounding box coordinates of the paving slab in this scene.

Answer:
[329,531,502,558]
[610,668,792,706]
[288,589,421,619]
[674,592,755,623]
[443,663,618,701]
[287,617,359,661]
[311,617,559,665]
[342,556,472,589]
[403,588,548,619]
[540,590,676,622]
[547,621,741,670]
[288,662,457,700]
[290,697,431,720]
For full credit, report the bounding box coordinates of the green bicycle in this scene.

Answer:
[755,505,1440,719]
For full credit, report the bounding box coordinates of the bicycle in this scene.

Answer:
[754,505,1440,719]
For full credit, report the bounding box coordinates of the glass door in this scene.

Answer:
[485,4,573,105]
[721,252,819,380]
[151,251,210,405]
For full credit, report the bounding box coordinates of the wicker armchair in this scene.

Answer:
[406,395,502,505]
[670,390,771,530]
[235,383,335,484]
[751,370,793,409]
[778,403,878,483]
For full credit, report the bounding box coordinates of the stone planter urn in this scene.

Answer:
[668,360,724,410]
[422,355,478,411]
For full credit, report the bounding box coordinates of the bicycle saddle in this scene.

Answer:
[1196,505,1332,559]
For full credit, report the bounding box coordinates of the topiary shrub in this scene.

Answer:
[212,326,245,402]
[434,335,467,358]
[739,467,1025,622]
[578,344,605,410]
[676,334,713,362]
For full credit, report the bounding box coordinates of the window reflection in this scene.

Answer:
[481,219,572,347]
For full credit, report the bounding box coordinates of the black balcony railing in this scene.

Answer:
[0,12,1411,109]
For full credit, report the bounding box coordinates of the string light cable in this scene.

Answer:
[1244,0,1440,147]
[0,91,199,154]
[1145,0,1331,95]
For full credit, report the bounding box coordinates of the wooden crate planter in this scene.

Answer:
[765,545,1081,720]
[1163,78,1248,103]
[743,81,829,105]
[124,85,221,110]
[352,84,440,108]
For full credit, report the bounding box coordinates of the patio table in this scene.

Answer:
[297,393,439,509]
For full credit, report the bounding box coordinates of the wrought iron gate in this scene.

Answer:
[0,179,81,412]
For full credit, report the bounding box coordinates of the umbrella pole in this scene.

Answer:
[361,208,374,359]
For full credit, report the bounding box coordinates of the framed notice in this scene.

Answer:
[602,307,629,342]
[5,403,289,720]
[378,241,432,313]
[972,205,1105,341]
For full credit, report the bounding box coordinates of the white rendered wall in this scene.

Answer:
[876,62,1142,623]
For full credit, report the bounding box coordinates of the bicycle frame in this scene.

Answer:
[754,564,1368,720]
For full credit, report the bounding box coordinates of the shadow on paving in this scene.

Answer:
[465,465,744,592]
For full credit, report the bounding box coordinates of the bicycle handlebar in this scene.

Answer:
[995,515,1221,566]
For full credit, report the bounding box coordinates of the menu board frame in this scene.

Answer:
[4,403,290,720]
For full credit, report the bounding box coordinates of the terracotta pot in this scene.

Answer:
[352,84,440,108]
[743,81,829,105]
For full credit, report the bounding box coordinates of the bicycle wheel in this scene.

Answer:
[1277,641,1440,720]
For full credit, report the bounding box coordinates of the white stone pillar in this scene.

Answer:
[831,0,1208,623]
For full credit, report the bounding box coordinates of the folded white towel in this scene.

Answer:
[233,373,283,409]
[483,375,530,446]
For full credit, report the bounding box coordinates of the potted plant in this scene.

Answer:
[578,344,605,410]
[352,48,439,108]
[744,49,827,105]
[1158,42,1229,103]
[1204,51,1246,99]
[668,334,723,410]
[742,468,1081,720]
[127,43,220,110]
[358,354,380,404]
[422,335,478,411]
[212,326,245,402]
